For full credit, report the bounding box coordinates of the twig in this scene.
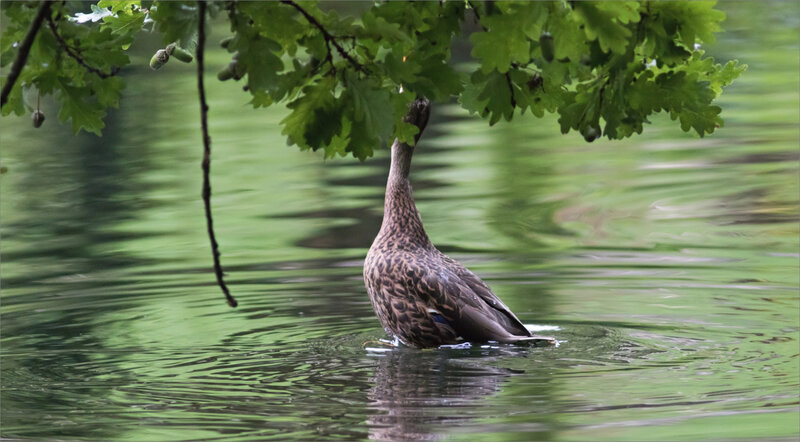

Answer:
[280,0,365,73]
[47,14,118,79]
[505,72,516,108]
[0,1,52,109]
[196,1,237,308]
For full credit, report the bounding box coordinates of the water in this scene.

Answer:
[2,3,798,441]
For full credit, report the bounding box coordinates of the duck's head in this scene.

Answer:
[389,98,430,179]
[403,98,431,144]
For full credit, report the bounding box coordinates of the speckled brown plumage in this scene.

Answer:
[364,99,555,348]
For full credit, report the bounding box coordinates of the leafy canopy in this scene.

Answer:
[1,0,745,158]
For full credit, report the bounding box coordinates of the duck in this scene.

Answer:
[363,98,556,348]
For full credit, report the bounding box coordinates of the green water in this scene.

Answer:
[1,3,798,441]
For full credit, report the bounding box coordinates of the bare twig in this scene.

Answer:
[47,14,119,79]
[505,72,517,108]
[196,1,237,308]
[280,0,365,73]
[0,1,52,109]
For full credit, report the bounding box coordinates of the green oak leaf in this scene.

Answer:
[709,60,747,95]
[235,36,284,95]
[547,4,588,62]
[476,71,515,125]
[324,117,352,159]
[404,54,462,101]
[651,1,725,48]
[360,10,412,46]
[238,2,306,54]
[150,1,198,47]
[57,84,106,135]
[459,74,491,118]
[280,76,341,150]
[470,20,530,74]
[344,71,393,145]
[573,2,640,54]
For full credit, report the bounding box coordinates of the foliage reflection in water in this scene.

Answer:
[1,2,798,441]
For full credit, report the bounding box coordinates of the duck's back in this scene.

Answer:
[364,233,458,347]
[364,233,534,347]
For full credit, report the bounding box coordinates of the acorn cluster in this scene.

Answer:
[149,43,194,70]
[216,37,244,82]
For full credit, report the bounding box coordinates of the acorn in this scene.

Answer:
[217,59,243,82]
[166,42,193,63]
[217,65,234,81]
[230,60,245,80]
[582,125,600,142]
[540,31,554,62]
[149,49,169,70]
[32,110,45,128]
[172,47,193,63]
[220,36,234,49]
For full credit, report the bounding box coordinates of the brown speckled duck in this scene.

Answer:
[364,99,556,348]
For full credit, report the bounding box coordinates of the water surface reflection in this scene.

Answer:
[366,346,554,441]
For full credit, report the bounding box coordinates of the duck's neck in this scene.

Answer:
[380,139,429,245]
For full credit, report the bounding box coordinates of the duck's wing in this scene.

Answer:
[455,265,532,337]
[421,258,532,342]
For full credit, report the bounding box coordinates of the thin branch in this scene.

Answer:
[280,0,365,73]
[47,14,119,79]
[317,30,336,74]
[505,72,517,108]
[0,1,52,109]
[196,1,237,308]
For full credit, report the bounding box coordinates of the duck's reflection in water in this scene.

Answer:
[366,347,530,441]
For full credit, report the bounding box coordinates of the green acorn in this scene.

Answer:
[540,31,554,62]
[582,125,600,143]
[172,47,193,63]
[149,49,169,70]
[230,60,245,80]
[32,110,45,128]
[220,36,233,49]
[217,57,244,82]
[217,65,234,81]
[166,42,193,63]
